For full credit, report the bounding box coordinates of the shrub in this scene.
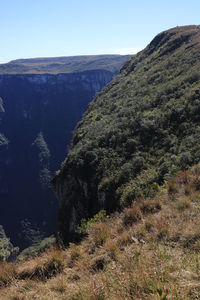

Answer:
[180,151,192,169]
[139,199,161,214]
[0,225,19,262]
[186,71,200,84]
[18,236,56,261]
[77,210,107,235]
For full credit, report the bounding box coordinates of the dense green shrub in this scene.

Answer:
[0,226,19,262]
[77,210,107,235]
[55,26,200,227]
[18,236,56,261]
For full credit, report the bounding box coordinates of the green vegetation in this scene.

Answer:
[55,26,200,219]
[0,226,19,262]
[77,210,107,235]
[20,219,44,245]
[18,236,56,261]
[33,132,51,188]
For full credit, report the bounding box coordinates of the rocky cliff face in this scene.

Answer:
[0,67,122,249]
[53,25,200,243]
[0,98,9,198]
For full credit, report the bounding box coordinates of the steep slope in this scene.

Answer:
[0,56,128,249]
[53,25,200,242]
[1,166,200,299]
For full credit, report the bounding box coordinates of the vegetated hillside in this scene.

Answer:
[0,55,128,250]
[1,166,200,299]
[53,25,200,243]
[0,55,130,74]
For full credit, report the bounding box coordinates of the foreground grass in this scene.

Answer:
[1,166,200,299]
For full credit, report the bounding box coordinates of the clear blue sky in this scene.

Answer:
[0,0,200,63]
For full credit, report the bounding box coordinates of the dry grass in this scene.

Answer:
[0,263,17,287]
[123,205,142,226]
[89,222,110,247]
[1,166,200,299]
[17,247,64,281]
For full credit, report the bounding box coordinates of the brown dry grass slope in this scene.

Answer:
[1,166,200,299]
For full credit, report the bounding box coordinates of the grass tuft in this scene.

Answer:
[0,262,17,287]
[123,205,142,226]
[18,248,64,281]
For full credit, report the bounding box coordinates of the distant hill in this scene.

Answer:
[53,25,200,243]
[0,55,130,74]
